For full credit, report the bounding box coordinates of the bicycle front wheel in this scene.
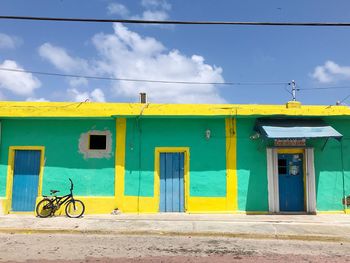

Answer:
[65,199,85,218]
[36,199,54,218]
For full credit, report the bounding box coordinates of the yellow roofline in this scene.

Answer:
[0,101,349,117]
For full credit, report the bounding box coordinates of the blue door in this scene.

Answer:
[11,150,41,212]
[278,153,304,212]
[159,152,184,212]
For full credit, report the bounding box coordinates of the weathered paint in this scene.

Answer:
[78,130,113,159]
[0,101,349,118]
[0,119,116,203]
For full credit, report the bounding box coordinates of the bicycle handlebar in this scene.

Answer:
[69,178,73,191]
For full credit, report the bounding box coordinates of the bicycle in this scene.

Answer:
[36,178,85,218]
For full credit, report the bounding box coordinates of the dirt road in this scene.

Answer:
[0,233,349,262]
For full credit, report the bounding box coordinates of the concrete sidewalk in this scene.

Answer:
[0,213,350,242]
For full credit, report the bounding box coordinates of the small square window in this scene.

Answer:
[89,135,107,150]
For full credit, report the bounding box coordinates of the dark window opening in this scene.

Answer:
[278,166,287,175]
[278,159,287,167]
[89,135,107,150]
[278,158,287,175]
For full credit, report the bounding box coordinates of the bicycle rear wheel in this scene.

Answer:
[65,199,85,218]
[36,199,54,218]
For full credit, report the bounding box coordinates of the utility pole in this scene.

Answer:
[291,80,296,101]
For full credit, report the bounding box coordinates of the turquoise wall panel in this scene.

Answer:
[0,119,115,197]
[236,118,269,212]
[124,118,226,197]
[236,117,350,212]
[313,118,350,211]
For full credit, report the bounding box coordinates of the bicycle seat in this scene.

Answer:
[50,190,60,194]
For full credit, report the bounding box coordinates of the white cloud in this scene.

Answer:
[107,0,171,22]
[26,97,50,102]
[90,88,106,102]
[0,60,41,96]
[38,23,225,103]
[107,3,129,17]
[141,0,171,11]
[138,10,169,20]
[312,60,350,83]
[68,77,88,87]
[0,33,21,49]
[92,23,225,103]
[68,88,106,102]
[38,43,90,73]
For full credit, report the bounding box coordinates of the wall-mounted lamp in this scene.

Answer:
[249,132,260,140]
[205,129,211,140]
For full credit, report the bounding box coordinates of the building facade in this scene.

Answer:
[0,101,349,215]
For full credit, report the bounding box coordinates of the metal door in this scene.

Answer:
[11,150,41,211]
[159,152,184,212]
[278,153,304,212]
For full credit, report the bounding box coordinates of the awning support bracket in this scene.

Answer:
[321,137,329,152]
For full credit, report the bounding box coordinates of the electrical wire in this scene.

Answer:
[299,86,350,90]
[0,67,290,86]
[1,15,350,27]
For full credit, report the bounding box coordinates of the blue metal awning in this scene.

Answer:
[255,118,343,141]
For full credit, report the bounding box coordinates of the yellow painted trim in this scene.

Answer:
[122,196,158,213]
[36,196,116,215]
[187,197,229,212]
[277,148,304,154]
[225,118,237,211]
[115,118,126,210]
[155,147,190,212]
[0,101,349,117]
[5,146,45,214]
[318,210,348,214]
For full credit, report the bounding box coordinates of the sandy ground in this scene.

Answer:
[0,233,350,262]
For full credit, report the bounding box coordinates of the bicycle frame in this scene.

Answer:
[51,193,73,208]
[45,178,75,210]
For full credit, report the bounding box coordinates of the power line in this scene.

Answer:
[299,86,350,90]
[1,15,350,27]
[0,67,290,86]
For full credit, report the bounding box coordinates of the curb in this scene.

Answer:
[0,228,348,243]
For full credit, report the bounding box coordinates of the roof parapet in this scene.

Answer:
[286,101,302,109]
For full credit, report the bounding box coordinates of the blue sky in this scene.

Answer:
[1,0,350,105]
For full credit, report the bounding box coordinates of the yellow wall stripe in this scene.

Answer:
[226,118,238,211]
[115,118,126,210]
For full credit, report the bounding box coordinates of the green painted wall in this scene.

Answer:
[313,118,350,211]
[124,118,226,197]
[236,117,350,212]
[0,119,115,197]
[236,118,269,211]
